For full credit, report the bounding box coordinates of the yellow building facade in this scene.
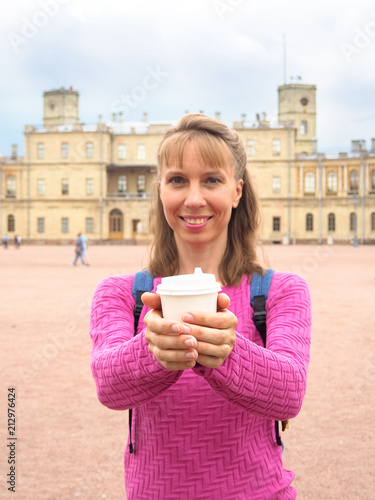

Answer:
[1,84,375,244]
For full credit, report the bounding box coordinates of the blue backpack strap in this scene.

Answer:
[129,270,154,455]
[251,269,284,447]
[250,270,274,348]
[132,270,154,335]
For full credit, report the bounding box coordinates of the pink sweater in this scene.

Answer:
[90,272,311,500]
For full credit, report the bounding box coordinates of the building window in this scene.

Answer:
[328,213,335,232]
[86,179,94,195]
[118,175,127,194]
[247,140,255,157]
[7,175,16,196]
[273,216,280,232]
[86,217,94,233]
[37,142,45,159]
[306,213,313,231]
[61,218,69,233]
[300,121,308,135]
[349,170,359,191]
[62,179,69,195]
[272,176,281,193]
[272,140,281,156]
[137,175,146,193]
[37,179,45,195]
[137,143,146,160]
[304,172,315,194]
[118,144,127,160]
[62,142,69,159]
[37,217,45,233]
[8,214,15,232]
[327,171,337,193]
[371,169,375,190]
[86,142,94,158]
[350,212,357,231]
[371,212,375,231]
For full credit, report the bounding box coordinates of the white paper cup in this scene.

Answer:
[156,268,222,321]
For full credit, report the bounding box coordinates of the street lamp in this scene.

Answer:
[353,192,358,247]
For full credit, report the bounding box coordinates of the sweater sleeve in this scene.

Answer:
[89,274,182,410]
[192,272,311,421]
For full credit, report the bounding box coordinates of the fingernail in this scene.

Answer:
[185,351,196,359]
[182,313,194,322]
[181,325,190,334]
[171,324,180,333]
[184,338,196,348]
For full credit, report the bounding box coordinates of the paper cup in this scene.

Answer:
[156,268,221,321]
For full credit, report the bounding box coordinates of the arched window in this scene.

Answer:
[371,212,375,231]
[350,212,357,231]
[304,172,315,193]
[328,213,335,232]
[371,169,375,190]
[350,170,359,191]
[306,213,313,231]
[327,171,337,193]
[118,175,127,195]
[7,175,16,196]
[8,214,15,232]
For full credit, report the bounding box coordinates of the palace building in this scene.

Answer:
[1,83,375,244]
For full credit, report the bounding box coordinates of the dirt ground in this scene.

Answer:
[0,243,374,500]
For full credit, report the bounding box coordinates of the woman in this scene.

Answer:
[89,114,311,499]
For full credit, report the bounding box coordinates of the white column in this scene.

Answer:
[300,165,303,193]
[338,165,342,193]
[344,165,347,192]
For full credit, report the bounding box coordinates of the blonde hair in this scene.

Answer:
[148,113,264,285]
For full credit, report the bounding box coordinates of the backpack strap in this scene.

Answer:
[129,270,154,454]
[250,270,274,348]
[132,270,154,335]
[250,270,285,447]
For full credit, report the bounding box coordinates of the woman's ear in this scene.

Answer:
[232,179,244,208]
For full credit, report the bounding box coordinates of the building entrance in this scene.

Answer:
[109,209,124,239]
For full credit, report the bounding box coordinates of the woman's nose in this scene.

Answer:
[184,184,206,208]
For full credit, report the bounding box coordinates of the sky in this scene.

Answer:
[1,0,375,156]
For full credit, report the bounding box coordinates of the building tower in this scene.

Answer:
[43,87,80,128]
[278,83,317,155]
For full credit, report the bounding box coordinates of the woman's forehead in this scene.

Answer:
[162,137,233,172]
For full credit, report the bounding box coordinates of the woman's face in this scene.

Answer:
[159,140,243,251]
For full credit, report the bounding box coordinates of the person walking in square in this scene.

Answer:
[72,232,86,266]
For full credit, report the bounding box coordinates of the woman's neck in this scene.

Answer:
[175,240,226,279]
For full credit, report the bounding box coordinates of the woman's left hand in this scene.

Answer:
[182,293,237,369]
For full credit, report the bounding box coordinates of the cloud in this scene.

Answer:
[1,0,375,155]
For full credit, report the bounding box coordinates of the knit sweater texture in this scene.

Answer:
[90,271,311,500]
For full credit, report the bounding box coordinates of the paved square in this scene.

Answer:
[1,243,374,499]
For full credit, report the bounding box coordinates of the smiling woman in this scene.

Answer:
[89,113,312,500]
[150,113,263,285]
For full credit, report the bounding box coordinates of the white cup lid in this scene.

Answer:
[156,267,221,296]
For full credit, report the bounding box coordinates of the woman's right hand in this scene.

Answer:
[142,292,199,371]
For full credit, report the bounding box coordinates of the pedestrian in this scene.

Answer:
[72,232,86,266]
[3,235,9,249]
[79,232,89,265]
[89,114,312,499]
[14,235,21,248]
